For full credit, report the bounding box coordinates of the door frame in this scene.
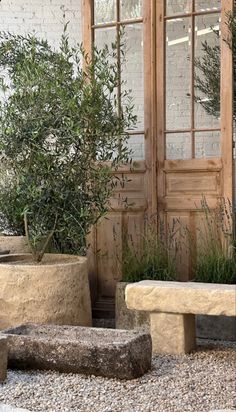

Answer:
[82,0,234,310]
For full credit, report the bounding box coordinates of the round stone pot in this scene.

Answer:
[0,253,92,330]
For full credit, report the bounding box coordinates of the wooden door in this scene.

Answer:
[156,0,234,279]
[83,0,155,315]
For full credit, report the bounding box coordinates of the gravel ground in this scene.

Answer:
[0,341,235,412]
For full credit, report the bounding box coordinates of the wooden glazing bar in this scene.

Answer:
[164,9,221,20]
[92,18,143,29]
[127,130,145,136]
[116,0,121,120]
[191,0,195,158]
[164,128,221,134]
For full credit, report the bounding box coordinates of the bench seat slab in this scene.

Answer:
[150,313,196,355]
[126,281,236,316]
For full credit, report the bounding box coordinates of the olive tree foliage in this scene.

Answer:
[0,28,136,261]
[195,13,235,122]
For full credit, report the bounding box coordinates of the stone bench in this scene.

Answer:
[0,337,7,382]
[125,280,236,355]
[2,323,152,380]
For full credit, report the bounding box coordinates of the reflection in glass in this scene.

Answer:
[166,133,192,159]
[195,131,221,158]
[194,14,221,129]
[122,25,144,130]
[94,0,116,25]
[128,135,145,160]
[166,0,191,16]
[121,0,143,20]
[94,27,117,51]
[195,0,221,12]
[166,19,191,130]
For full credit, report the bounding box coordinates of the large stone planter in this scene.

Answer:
[0,254,92,330]
[116,282,150,331]
[0,236,29,254]
[116,281,236,342]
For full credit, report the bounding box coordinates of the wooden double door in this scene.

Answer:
[83,0,234,315]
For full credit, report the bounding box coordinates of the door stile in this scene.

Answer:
[82,0,93,59]
[156,0,165,216]
[144,0,158,218]
[221,0,234,201]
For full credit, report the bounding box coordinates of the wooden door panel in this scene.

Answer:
[88,161,147,310]
[164,159,222,279]
[96,213,122,297]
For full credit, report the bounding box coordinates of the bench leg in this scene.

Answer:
[150,313,196,355]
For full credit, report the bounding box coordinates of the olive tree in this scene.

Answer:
[0,29,136,261]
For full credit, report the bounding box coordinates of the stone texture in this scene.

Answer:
[126,280,236,316]
[0,405,30,412]
[0,236,29,254]
[150,313,196,355]
[4,323,152,380]
[197,315,236,342]
[115,282,150,331]
[0,254,92,330]
[0,336,8,382]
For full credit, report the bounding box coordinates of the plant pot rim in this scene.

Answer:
[0,253,87,267]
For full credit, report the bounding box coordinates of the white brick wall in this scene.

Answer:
[0,0,82,47]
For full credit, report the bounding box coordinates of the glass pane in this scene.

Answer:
[166,133,192,159]
[195,1,221,12]
[194,14,221,129]
[128,135,145,160]
[195,131,221,158]
[94,0,116,25]
[166,18,191,130]
[122,25,144,130]
[94,27,117,51]
[166,0,191,16]
[121,0,143,20]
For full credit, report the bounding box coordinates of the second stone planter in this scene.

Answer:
[0,253,92,330]
[115,282,150,331]
[0,235,29,254]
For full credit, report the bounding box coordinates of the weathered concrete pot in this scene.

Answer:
[0,254,92,330]
[116,281,236,342]
[0,236,29,254]
[116,282,150,331]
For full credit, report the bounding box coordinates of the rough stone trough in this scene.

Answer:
[2,324,152,380]
[126,280,236,355]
